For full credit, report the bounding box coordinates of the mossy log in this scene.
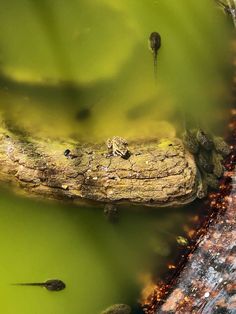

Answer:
[0,128,199,207]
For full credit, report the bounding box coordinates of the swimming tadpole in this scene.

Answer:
[12,279,66,291]
[149,32,161,83]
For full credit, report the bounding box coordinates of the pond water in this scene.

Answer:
[0,0,234,313]
[0,189,198,314]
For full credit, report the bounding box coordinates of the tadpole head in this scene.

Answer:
[45,279,66,291]
[149,32,161,52]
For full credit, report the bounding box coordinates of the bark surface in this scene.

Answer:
[157,178,236,313]
[0,128,199,207]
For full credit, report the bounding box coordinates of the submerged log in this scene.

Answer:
[0,127,199,207]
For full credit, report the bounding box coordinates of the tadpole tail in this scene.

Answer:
[11,282,45,287]
[153,52,158,84]
[180,105,187,131]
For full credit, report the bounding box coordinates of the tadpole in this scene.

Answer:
[149,32,161,82]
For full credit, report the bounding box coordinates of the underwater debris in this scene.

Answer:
[196,129,214,151]
[176,236,189,246]
[214,136,231,157]
[101,304,131,314]
[215,0,236,26]
[76,107,91,121]
[216,0,236,17]
[183,128,231,197]
[182,129,199,154]
[212,151,224,178]
[103,204,119,223]
[197,150,214,173]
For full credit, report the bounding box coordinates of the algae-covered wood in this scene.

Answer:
[0,129,199,207]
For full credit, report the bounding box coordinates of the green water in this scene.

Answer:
[0,0,233,140]
[0,190,192,314]
[0,0,233,313]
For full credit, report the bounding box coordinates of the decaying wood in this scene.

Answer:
[0,127,199,207]
[156,170,236,314]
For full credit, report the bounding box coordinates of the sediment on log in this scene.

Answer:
[0,126,199,207]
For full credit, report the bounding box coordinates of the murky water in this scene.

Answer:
[0,0,233,140]
[0,0,233,313]
[0,189,195,314]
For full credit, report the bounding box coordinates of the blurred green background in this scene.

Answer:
[0,0,233,140]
